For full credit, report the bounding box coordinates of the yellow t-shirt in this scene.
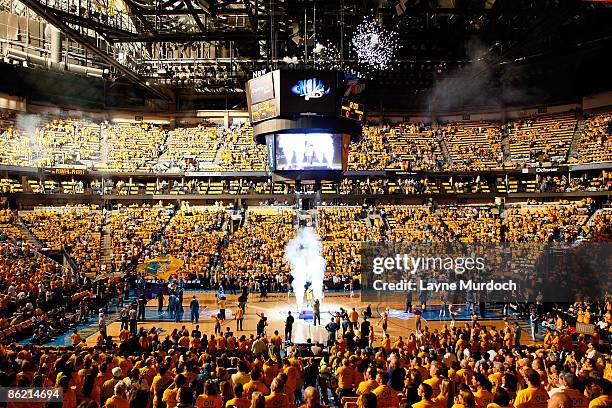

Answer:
[412,400,439,408]
[243,381,269,399]
[474,389,494,408]
[356,380,379,395]
[423,377,442,397]
[226,397,251,408]
[589,395,611,408]
[162,387,179,408]
[196,394,224,408]
[336,366,355,390]
[513,387,549,408]
[105,395,130,408]
[487,404,511,408]
[434,395,448,408]
[265,392,290,408]
[562,389,588,408]
[373,385,399,408]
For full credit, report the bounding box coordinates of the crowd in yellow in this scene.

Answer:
[220,209,295,282]
[441,123,505,171]
[0,300,609,408]
[149,206,228,279]
[0,112,610,172]
[576,114,612,164]
[317,207,382,280]
[503,201,591,243]
[110,204,173,271]
[21,206,103,275]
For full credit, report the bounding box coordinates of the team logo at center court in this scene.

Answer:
[291,78,331,100]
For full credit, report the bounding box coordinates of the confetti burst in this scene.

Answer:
[351,16,400,73]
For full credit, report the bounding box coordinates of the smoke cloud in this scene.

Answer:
[284,227,326,312]
[426,38,542,112]
[15,113,43,143]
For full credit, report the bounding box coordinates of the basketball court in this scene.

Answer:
[84,291,526,346]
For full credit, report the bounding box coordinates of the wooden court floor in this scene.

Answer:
[89,292,512,346]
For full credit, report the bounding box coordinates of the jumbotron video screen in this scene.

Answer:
[274,133,343,171]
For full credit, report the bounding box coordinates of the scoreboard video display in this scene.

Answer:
[340,99,365,123]
[249,72,275,104]
[247,69,364,178]
[251,99,278,122]
[279,70,339,115]
[246,71,280,123]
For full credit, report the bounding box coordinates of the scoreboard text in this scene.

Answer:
[341,99,365,123]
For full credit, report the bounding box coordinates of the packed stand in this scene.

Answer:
[0,295,609,408]
[349,124,444,171]
[505,113,577,163]
[149,205,229,280]
[162,125,222,171]
[217,124,268,171]
[220,208,294,290]
[383,206,445,243]
[582,208,612,242]
[441,122,505,170]
[20,206,103,275]
[503,200,592,242]
[575,113,612,164]
[0,226,108,345]
[98,122,168,172]
[37,119,101,164]
[110,204,174,272]
[317,207,382,284]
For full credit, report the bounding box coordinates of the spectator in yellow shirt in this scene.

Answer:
[336,358,355,399]
[264,378,289,408]
[226,384,251,408]
[105,381,129,408]
[423,365,442,398]
[349,308,359,329]
[196,381,224,408]
[244,370,270,400]
[472,373,494,408]
[373,372,399,408]
[357,367,379,396]
[513,369,548,408]
[412,383,438,408]
[162,374,186,408]
[70,330,81,346]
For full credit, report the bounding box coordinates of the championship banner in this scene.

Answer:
[138,256,184,280]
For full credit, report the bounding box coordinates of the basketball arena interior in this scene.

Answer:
[0,0,611,407]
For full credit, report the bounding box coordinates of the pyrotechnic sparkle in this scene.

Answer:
[351,16,400,72]
[313,41,342,70]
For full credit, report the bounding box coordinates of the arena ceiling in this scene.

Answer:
[10,0,612,110]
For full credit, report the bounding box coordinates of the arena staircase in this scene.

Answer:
[566,118,585,162]
[380,210,392,232]
[438,135,452,165]
[99,219,113,274]
[135,204,180,263]
[501,133,511,161]
[368,212,384,230]
[99,125,109,164]
[13,215,44,249]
